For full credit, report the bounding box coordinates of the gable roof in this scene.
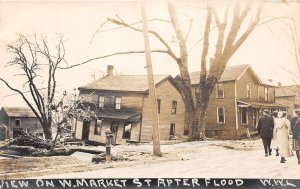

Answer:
[190,64,263,85]
[79,75,170,92]
[1,107,36,118]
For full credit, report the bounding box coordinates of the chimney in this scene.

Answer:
[268,79,273,83]
[278,82,282,87]
[107,65,114,76]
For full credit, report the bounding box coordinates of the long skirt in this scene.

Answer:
[293,139,300,151]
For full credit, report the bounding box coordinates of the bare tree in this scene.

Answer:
[60,1,263,141]
[0,35,67,140]
[287,10,300,78]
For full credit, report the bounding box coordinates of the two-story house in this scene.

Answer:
[0,107,43,139]
[76,66,185,144]
[190,64,287,139]
[275,85,300,119]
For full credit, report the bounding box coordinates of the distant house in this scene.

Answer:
[0,107,43,138]
[275,85,300,119]
[190,64,288,139]
[76,65,185,144]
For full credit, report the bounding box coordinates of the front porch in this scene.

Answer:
[75,109,141,145]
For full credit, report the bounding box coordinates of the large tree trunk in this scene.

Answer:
[42,121,53,140]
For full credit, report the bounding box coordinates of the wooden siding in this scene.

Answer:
[141,79,185,142]
[0,109,43,138]
[79,78,184,143]
[257,85,276,103]
[276,96,295,119]
[268,87,275,103]
[206,81,236,134]
[88,119,141,144]
[236,69,258,101]
[79,90,144,112]
[75,120,83,139]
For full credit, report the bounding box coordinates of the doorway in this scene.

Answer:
[82,120,90,140]
[253,109,258,127]
[110,121,119,144]
[123,122,132,140]
[169,123,175,140]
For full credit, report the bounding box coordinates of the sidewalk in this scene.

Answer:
[36,140,300,179]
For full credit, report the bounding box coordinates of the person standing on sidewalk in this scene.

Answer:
[276,112,293,163]
[257,109,274,157]
[291,110,300,164]
[271,111,280,156]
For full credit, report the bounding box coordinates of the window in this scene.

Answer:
[246,84,251,99]
[115,97,121,109]
[98,96,105,108]
[15,119,21,127]
[170,123,175,139]
[157,99,161,114]
[216,83,224,98]
[171,101,177,114]
[94,119,102,135]
[241,107,248,125]
[264,87,268,101]
[217,107,225,124]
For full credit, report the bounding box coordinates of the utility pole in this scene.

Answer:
[141,2,162,156]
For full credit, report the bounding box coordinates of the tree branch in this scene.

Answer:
[212,4,228,64]
[0,78,43,124]
[185,19,193,42]
[232,3,263,55]
[168,3,188,66]
[201,3,213,74]
[58,50,170,69]
[106,17,178,61]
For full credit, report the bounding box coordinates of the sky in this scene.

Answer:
[0,0,300,108]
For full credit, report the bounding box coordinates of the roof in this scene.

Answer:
[237,100,289,108]
[275,85,300,97]
[79,75,169,92]
[190,64,250,85]
[96,109,140,120]
[190,64,267,85]
[1,107,36,118]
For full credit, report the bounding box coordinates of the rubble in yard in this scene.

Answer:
[9,131,52,150]
[6,131,77,156]
[92,153,131,164]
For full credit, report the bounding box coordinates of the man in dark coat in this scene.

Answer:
[291,110,300,164]
[257,109,274,157]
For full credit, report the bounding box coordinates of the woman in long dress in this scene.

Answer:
[275,112,293,163]
[271,111,280,156]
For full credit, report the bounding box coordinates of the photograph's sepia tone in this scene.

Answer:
[0,0,300,188]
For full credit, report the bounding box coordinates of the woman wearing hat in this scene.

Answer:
[275,112,293,163]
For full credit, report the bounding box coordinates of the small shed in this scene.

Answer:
[0,124,7,141]
[0,107,43,139]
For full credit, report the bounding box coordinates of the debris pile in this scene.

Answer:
[7,131,75,156]
[92,153,131,164]
[9,131,52,150]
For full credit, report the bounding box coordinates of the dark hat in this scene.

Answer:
[262,109,270,114]
[272,111,278,117]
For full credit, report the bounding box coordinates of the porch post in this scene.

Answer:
[234,82,239,130]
